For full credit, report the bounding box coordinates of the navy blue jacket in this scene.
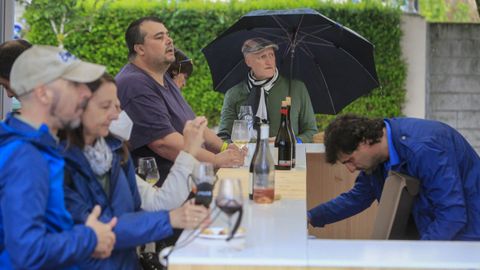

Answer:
[309,118,480,240]
[62,136,173,270]
[0,115,96,270]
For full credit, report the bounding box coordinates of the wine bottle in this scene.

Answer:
[248,125,261,200]
[253,124,275,204]
[285,96,296,168]
[274,101,292,170]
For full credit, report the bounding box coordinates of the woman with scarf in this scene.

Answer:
[61,73,210,270]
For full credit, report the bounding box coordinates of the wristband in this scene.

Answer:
[220,141,229,152]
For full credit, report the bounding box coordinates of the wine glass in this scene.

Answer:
[191,162,217,207]
[215,178,243,237]
[238,105,255,139]
[137,157,160,185]
[232,120,250,167]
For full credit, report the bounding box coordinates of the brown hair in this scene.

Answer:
[0,39,32,79]
[167,48,193,79]
[324,114,385,164]
[61,73,129,164]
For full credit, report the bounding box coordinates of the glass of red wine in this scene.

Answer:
[191,162,217,208]
[215,178,243,241]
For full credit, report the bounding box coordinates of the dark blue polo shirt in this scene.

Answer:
[116,63,195,184]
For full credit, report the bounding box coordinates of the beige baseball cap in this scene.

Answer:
[241,37,279,55]
[10,45,106,97]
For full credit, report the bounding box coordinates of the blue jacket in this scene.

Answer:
[62,136,173,270]
[0,115,97,270]
[309,118,480,240]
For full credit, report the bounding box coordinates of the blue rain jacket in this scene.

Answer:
[0,114,97,270]
[309,118,480,240]
[62,136,173,270]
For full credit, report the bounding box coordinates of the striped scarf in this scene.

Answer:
[247,68,279,121]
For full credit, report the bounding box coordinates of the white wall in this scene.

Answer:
[400,13,427,118]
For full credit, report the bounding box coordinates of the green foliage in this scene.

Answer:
[419,0,479,22]
[21,0,111,48]
[23,0,406,130]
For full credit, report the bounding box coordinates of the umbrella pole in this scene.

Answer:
[289,27,299,97]
[289,49,293,97]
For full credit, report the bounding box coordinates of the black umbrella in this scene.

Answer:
[202,8,380,114]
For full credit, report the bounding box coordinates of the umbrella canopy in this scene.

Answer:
[202,8,380,114]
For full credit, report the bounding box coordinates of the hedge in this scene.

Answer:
[23,0,406,130]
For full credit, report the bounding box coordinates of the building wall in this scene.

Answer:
[426,23,480,152]
[401,14,427,119]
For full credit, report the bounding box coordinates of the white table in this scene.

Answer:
[169,198,308,269]
[168,161,480,270]
[307,239,480,269]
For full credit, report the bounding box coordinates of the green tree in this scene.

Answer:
[20,0,110,48]
[419,0,479,22]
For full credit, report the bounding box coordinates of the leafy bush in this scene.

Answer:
[23,0,406,130]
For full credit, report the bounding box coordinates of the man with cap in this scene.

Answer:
[0,45,117,269]
[116,16,244,185]
[218,37,318,142]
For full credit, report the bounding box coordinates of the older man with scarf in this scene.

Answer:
[218,37,317,142]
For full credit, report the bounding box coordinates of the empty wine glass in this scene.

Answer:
[137,157,160,185]
[238,105,254,139]
[191,162,217,207]
[215,178,243,239]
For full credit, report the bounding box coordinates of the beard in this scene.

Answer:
[362,154,386,175]
[49,91,86,131]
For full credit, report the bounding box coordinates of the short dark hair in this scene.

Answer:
[167,48,193,78]
[125,16,164,60]
[0,39,32,79]
[324,114,385,164]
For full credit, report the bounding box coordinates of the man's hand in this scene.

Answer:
[183,117,208,156]
[228,142,248,156]
[169,199,211,230]
[85,205,117,259]
[213,148,245,168]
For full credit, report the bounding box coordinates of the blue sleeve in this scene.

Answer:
[64,159,174,251]
[308,173,376,227]
[410,141,467,240]
[113,156,174,249]
[0,143,96,269]
[124,156,142,211]
[112,211,173,249]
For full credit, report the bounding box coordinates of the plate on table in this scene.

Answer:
[198,227,245,240]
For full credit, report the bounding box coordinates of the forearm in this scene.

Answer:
[203,128,223,153]
[309,176,376,227]
[139,151,197,211]
[194,147,218,166]
[147,132,185,162]
[112,211,173,249]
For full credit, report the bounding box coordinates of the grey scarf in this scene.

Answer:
[83,137,113,176]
